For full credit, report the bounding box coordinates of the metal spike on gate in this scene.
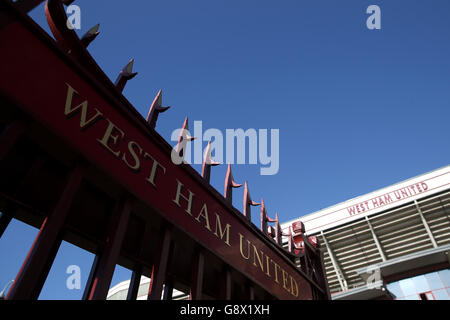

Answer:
[80,24,100,48]
[224,164,242,204]
[281,225,294,253]
[260,199,277,236]
[274,212,282,245]
[173,117,196,163]
[115,59,138,92]
[201,141,220,183]
[243,181,260,221]
[146,89,170,129]
[260,199,268,235]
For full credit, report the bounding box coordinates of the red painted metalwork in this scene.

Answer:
[260,199,278,238]
[45,0,84,56]
[249,286,255,300]
[223,164,242,204]
[222,268,232,300]
[126,221,153,300]
[273,213,282,245]
[162,279,174,300]
[148,228,172,300]
[84,197,132,300]
[174,117,196,162]
[189,251,205,300]
[243,181,260,221]
[44,0,136,97]
[114,59,138,93]
[146,89,170,129]
[126,269,141,301]
[6,163,85,300]
[0,0,328,300]
[201,141,220,183]
[80,24,99,48]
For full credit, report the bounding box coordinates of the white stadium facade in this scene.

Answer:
[107,276,187,300]
[282,165,450,300]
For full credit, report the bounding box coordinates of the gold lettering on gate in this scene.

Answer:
[195,203,212,231]
[213,213,231,247]
[97,119,125,158]
[239,233,251,260]
[144,152,166,188]
[64,83,103,129]
[122,141,143,171]
[252,244,264,272]
[173,179,195,215]
[63,83,303,299]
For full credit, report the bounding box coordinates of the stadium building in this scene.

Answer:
[107,277,188,300]
[282,165,450,300]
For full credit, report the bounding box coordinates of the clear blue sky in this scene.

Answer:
[1,0,449,299]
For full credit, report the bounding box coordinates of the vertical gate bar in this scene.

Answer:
[147,227,172,300]
[82,255,99,300]
[221,268,232,300]
[6,163,84,300]
[127,220,153,300]
[162,279,174,300]
[162,241,176,300]
[249,286,255,300]
[248,283,255,301]
[84,197,132,300]
[126,268,142,300]
[32,232,63,299]
[137,220,154,259]
[189,251,204,300]
[0,120,26,161]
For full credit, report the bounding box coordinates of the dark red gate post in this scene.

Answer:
[189,250,205,300]
[147,227,172,300]
[221,267,232,300]
[162,278,174,300]
[6,163,85,300]
[126,267,142,300]
[83,196,132,300]
[126,220,156,300]
[249,286,255,300]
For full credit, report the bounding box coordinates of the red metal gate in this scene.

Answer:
[0,0,329,300]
